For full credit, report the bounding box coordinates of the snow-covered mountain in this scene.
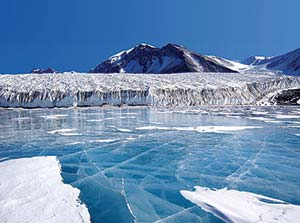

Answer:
[241,48,300,75]
[90,43,238,74]
[26,44,299,76]
[241,56,271,66]
[207,55,250,72]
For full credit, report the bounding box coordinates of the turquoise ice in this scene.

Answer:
[0,106,300,222]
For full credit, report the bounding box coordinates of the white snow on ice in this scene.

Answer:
[89,138,119,143]
[247,117,274,122]
[181,186,300,223]
[136,125,262,133]
[48,128,81,136]
[117,128,132,133]
[0,156,90,223]
[274,114,300,119]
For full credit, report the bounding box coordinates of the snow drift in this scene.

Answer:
[181,186,300,223]
[0,156,90,223]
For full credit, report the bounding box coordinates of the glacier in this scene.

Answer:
[0,72,300,108]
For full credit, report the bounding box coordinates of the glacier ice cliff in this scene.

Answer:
[0,72,300,108]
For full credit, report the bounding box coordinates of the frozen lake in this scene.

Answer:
[0,106,300,222]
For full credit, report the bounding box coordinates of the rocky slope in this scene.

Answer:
[90,44,238,74]
[31,68,57,74]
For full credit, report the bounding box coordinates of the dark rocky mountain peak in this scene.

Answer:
[89,43,238,74]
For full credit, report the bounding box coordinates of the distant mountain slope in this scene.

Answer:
[90,43,238,74]
[241,48,300,75]
[31,68,57,74]
[266,48,300,75]
[207,56,250,72]
[24,44,300,76]
[241,56,271,66]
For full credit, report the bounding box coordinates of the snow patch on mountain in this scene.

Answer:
[208,56,250,72]
[241,56,272,66]
[90,43,238,74]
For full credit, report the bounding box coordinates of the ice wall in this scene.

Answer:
[0,73,299,108]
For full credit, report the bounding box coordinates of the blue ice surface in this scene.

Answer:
[0,106,300,223]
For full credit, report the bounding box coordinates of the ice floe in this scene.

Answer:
[0,156,90,223]
[181,186,300,223]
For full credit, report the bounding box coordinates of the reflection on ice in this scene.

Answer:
[48,128,77,134]
[274,115,300,119]
[136,125,262,133]
[41,114,68,119]
[12,117,31,121]
[66,141,85,145]
[86,119,103,122]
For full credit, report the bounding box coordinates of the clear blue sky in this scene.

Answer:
[0,0,299,73]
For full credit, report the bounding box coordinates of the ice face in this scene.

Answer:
[1,72,300,108]
[0,106,300,222]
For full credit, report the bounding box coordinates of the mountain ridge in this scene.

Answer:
[28,44,300,76]
[241,48,300,75]
[89,43,238,74]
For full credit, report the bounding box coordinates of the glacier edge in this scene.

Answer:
[0,72,300,108]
